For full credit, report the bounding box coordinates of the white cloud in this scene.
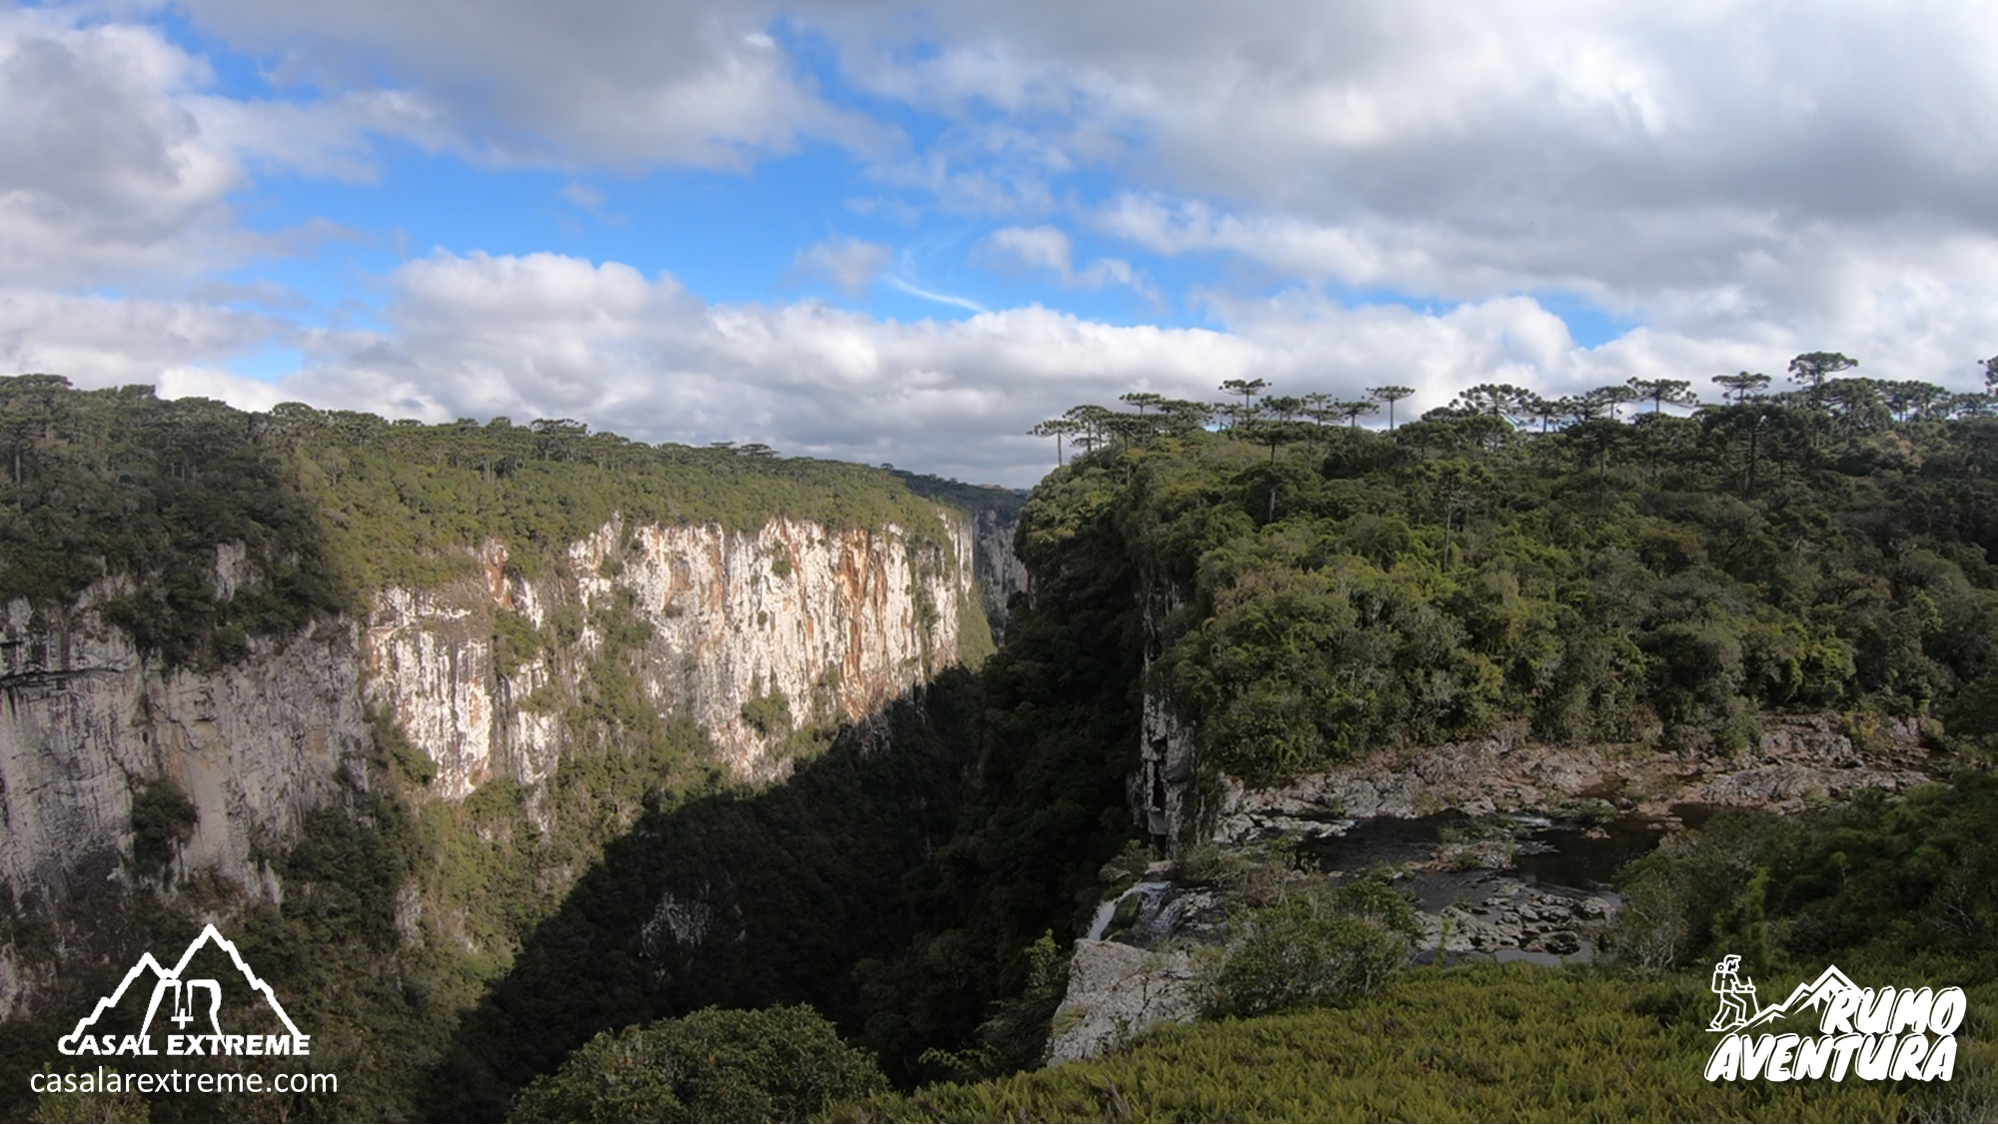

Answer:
[15,244,1997,486]
[274,250,1249,481]
[820,2,1998,355]
[982,224,1154,299]
[789,235,892,297]
[0,288,289,388]
[883,276,988,314]
[155,366,294,411]
[560,183,606,211]
[186,87,453,182]
[0,11,241,286]
[107,2,1998,351]
[176,0,896,170]
[0,7,438,288]
[234,249,1986,487]
[985,225,1072,275]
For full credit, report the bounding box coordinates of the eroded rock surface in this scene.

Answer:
[0,508,1000,1017]
[1214,716,1934,843]
[1046,941,1203,1065]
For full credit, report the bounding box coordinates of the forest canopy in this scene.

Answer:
[0,376,992,667]
[1020,358,1998,783]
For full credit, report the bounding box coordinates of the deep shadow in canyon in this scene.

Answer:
[423,492,1146,1120]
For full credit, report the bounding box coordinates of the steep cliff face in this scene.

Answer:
[973,508,1030,632]
[0,595,372,893]
[1133,576,1198,850]
[0,507,991,1017]
[367,511,980,796]
[0,596,368,1016]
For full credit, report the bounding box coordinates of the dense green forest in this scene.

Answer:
[0,375,986,667]
[1017,362,1998,785]
[9,359,1998,1121]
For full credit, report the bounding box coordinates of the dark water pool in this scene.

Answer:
[1298,804,1722,894]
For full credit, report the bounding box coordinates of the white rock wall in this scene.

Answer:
[0,597,367,909]
[1,509,978,933]
[610,515,972,777]
[363,511,976,795]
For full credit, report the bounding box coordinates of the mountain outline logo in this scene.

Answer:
[1707,955,1859,1033]
[56,924,309,1057]
[1701,953,1963,1083]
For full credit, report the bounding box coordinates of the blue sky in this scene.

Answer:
[189,19,1260,336]
[6,1,1998,483]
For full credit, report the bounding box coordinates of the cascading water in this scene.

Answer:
[1085,881,1172,941]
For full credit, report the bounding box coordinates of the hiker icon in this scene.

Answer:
[1708,954,1760,1032]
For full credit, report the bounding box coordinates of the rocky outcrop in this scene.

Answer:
[1046,940,1203,1065]
[1063,711,1939,1065]
[1427,880,1616,959]
[0,594,369,1019]
[1134,583,1197,849]
[1212,716,1935,843]
[973,508,1028,633]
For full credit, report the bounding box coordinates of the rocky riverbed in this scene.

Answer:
[1047,714,1945,1064]
[1049,813,1634,1062]
[1214,714,1935,843]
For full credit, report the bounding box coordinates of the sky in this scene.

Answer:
[6,1,1998,485]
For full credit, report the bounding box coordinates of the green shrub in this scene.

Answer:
[1176,839,1297,906]
[740,691,792,737]
[492,610,544,678]
[510,1005,885,1123]
[129,780,197,879]
[848,964,1970,1123]
[29,1068,151,1123]
[1207,880,1421,1017]
[1611,771,1998,969]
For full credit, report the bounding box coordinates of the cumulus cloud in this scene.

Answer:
[130,3,1998,336]
[788,235,893,297]
[0,288,289,388]
[0,12,241,285]
[829,3,1998,345]
[984,225,1072,275]
[224,248,1957,487]
[982,225,1153,298]
[176,0,894,170]
[0,7,437,287]
[186,87,453,182]
[271,251,1253,481]
[17,245,1990,487]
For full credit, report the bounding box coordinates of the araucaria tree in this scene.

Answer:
[1367,386,1415,429]
[1219,378,1269,428]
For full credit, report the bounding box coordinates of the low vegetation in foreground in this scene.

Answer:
[844,964,1997,1123]
[847,770,1998,1122]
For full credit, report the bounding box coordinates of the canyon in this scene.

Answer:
[0,506,1011,1020]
